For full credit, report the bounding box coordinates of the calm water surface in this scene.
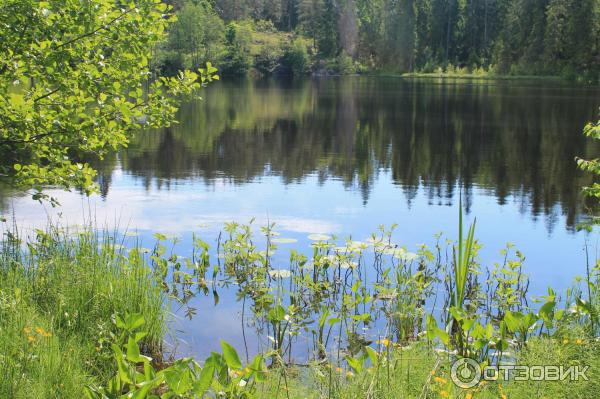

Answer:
[2,77,599,357]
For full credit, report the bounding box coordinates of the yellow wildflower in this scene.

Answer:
[576,339,583,345]
[381,338,390,347]
[440,390,449,398]
[501,394,507,399]
[346,371,354,378]
[431,369,436,376]
[336,367,343,373]
[34,327,52,337]
[434,376,448,385]
[27,335,36,344]
[563,339,569,344]
[466,393,473,399]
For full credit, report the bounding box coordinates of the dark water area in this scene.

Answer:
[2,76,600,358]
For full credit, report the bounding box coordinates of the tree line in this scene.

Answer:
[157,0,600,80]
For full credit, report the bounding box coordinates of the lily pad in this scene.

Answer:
[308,234,331,241]
[269,269,292,279]
[271,238,298,244]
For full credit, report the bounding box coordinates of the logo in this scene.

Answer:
[450,359,589,387]
[450,358,481,388]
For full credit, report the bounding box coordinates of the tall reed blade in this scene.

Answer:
[453,196,477,310]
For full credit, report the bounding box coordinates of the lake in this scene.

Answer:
[2,76,599,358]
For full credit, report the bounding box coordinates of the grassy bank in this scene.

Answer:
[0,225,167,398]
[399,72,567,82]
[257,337,600,398]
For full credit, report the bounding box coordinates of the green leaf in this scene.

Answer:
[503,311,522,333]
[154,233,167,241]
[164,365,191,395]
[193,364,214,396]
[345,355,364,374]
[113,344,134,384]
[267,305,286,322]
[134,331,148,343]
[538,300,556,322]
[364,346,379,365]
[127,336,141,362]
[131,381,154,399]
[426,314,449,345]
[248,354,266,382]
[124,313,145,331]
[220,340,242,370]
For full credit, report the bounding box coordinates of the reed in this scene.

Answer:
[0,223,167,398]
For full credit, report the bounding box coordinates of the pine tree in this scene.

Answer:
[317,0,340,57]
[299,0,325,50]
[382,0,417,71]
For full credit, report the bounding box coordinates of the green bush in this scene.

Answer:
[219,23,252,76]
[219,48,252,76]
[254,44,283,76]
[324,51,355,75]
[280,41,310,76]
[152,48,190,77]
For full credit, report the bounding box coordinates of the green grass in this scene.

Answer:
[254,342,435,399]
[500,335,600,399]
[399,72,566,81]
[0,225,167,398]
[254,337,600,399]
[365,64,569,81]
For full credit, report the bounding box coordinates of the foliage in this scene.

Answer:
[219,23,253,76]
[254,44,283,76]
[85,313,267,399]
[0,224,167,398]
[2,216,600,396]
[159,1,225,69]
[168,0,600,78]
[279,41,310,76]
[0,0,217,199]
[577,111,600,200]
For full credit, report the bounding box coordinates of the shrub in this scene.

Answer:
[219,23,252,76]
[280,41,310,76]
[254,44,283,76]
[336,51,355,75]
[152,48,189,77]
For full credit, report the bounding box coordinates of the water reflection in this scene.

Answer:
[92,77,599,232]
[3,77,599,359]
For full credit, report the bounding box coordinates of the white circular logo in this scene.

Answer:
[450,358,482,388]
